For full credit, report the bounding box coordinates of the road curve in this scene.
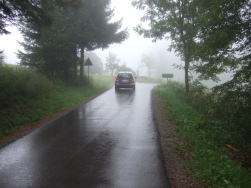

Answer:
[0,83,170,188]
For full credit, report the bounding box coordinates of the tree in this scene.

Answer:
[105,52,120,75]
[194,0,251,150]
[72,0,129,81]
[132,0,199,94]
[0,0,74,34]
[133,0,251,95]
[0,0,46,34]
[194,0,251,92]
[140,53,154,77]
[18,1,79,82]
[18,0,128,84]
[116,63,136,76]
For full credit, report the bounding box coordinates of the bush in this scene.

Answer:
[0,64,54,107]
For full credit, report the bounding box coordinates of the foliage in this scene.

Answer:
[0,0,49,34]
[116,63,136,76]
[0,64,114,139]
[0,0,79,34]
[154,81,251,187]
[18,0,128,84]
[133,0,251,99]
[105,52,137,76]
[76,0,129,49]
[0,64,54,105]
[194,0,251,97]
[73,0,129,81]
[132,0,199,94]
[17,1,80,82]
[105,52,120,75]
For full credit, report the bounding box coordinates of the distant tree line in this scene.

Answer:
[133,0,251,96]
[104,52,136,76]
[0,0,129,85]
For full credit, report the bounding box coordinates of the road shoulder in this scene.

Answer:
[152,92,200,188]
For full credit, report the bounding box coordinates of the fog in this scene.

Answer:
[0,26,23,64]
[0,0,232,88]
[94,0,184,80]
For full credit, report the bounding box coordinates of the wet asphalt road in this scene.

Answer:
[0,83,170,188]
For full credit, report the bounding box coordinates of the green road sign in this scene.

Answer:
[162,74,173,78]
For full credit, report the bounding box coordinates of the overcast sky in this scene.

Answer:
[0,26,22,64]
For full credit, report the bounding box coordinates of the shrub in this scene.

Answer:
[0,64,55,107]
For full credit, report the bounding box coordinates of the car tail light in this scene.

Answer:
[115,77,119,82]
[132,78,135,83]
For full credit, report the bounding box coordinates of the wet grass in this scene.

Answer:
[154,82,251,187]
[137,76,164,84]
[0,64,114,139]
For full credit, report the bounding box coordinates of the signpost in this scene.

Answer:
[162,74,173,78]
[85,58,93,79]
[162,74,173,83]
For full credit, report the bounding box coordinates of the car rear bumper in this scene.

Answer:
[115,83,135,88]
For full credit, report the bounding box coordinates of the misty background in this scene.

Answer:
[0,0,231,88]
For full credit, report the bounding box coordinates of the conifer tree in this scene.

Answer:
[18,0,128,83]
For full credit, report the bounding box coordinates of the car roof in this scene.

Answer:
[117,71,133,75]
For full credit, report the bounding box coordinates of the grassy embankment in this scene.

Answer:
[154,81,251,187]
[0,63,114,139]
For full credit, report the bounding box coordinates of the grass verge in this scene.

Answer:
[0,64,114,139]
[154,83,251,187]
[137,76,164,84]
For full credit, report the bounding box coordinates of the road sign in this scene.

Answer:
[85,58,93,66]
[85,58,93,79]
[162,74,173,78]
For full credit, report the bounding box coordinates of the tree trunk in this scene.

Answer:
[80,46,85,81]
[184,41,190,95]
[73,47,78,82]
[184,41,192,95]
[184,59,189,94]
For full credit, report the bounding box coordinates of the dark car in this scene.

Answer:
[115,72,136,91]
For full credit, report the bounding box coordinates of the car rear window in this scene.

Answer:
[118,73,133,79]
